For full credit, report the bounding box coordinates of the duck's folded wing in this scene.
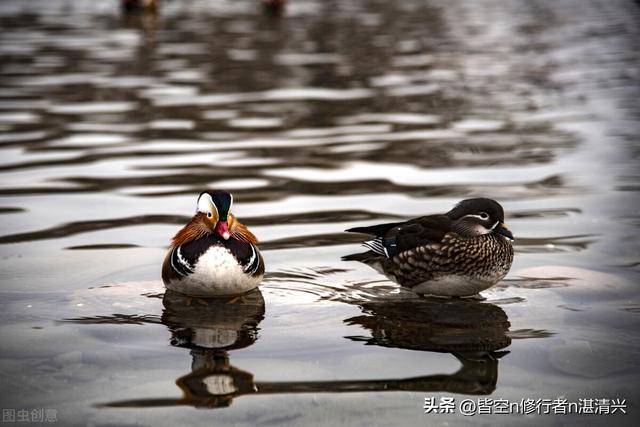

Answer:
[225,239,264,277]
[390,215,452,255]
[353,215,452,258]
[167,236,217,278]
[345,221,406,237]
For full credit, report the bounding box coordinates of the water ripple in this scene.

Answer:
[1,0,639,421]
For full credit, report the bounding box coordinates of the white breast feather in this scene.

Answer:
[165,246,262,297]
[412,272,507,297]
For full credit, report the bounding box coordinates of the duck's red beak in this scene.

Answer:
[215,221,230,240]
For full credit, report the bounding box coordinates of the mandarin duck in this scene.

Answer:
[343,198,514,297]
[162,190,264,297]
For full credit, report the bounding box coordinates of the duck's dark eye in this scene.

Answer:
[479,212,489,220]
[207,212,213,218]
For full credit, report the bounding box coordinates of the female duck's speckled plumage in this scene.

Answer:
[162,190,264,297]
[343,198,514,297]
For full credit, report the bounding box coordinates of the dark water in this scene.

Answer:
[1,0,639,425]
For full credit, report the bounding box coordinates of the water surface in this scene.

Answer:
[1,0,639,425]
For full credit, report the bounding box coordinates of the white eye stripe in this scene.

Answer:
[463,214,490,221]
[197,193,219,218]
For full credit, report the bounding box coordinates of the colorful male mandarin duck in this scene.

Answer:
[343,198,514,297]
[162,190,264,297]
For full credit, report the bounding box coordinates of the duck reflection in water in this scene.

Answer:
[99,289,264,409]
[162,289,264,408]
[101,292,511,409]
[345,297,511,395]
[162,289,265,353]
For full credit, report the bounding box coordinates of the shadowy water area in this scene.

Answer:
[0,0,639,425]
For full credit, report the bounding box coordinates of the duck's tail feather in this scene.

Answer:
[341,250,381,263]
[345,221,404,237]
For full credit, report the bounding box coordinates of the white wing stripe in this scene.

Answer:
[363,238,390,258]
[250,248,261,274]
[243,243,258,273]
[176,247,195,272]
[170,248,187,277]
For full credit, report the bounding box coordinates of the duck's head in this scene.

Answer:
[446,198,513,240]
[197,190,234,240]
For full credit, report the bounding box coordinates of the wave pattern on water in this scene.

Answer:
[1,0,640,423]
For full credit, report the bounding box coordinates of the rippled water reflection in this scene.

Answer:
[1,0,639,425]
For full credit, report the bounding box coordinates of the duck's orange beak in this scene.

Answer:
[215,221,230,240]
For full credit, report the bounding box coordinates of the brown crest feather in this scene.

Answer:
[171,213,211,247]
[229,214,259,244]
